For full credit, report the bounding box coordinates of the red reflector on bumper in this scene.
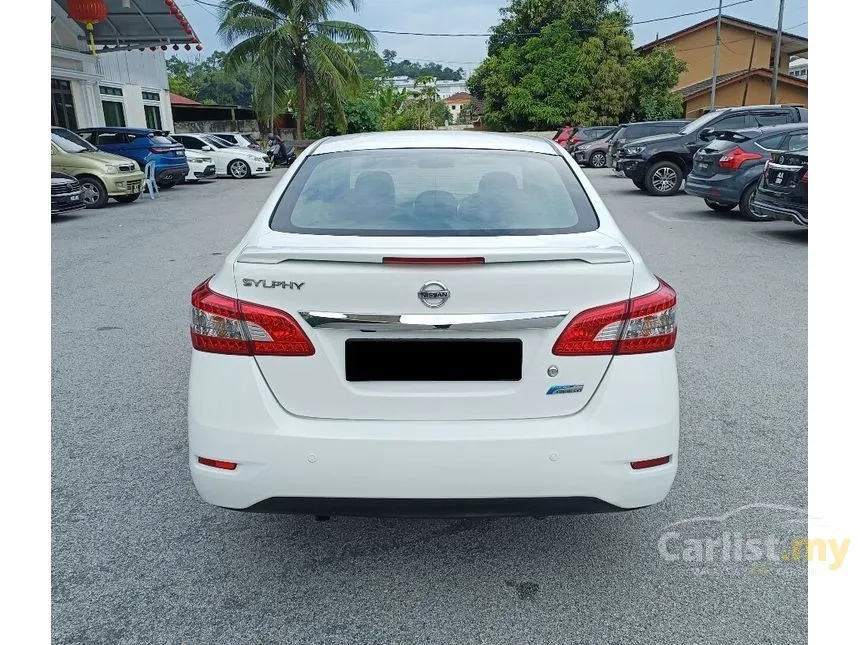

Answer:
[631,456,671,470]
[198,456,238,470]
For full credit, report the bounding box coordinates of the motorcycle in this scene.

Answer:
[267,140,296,168]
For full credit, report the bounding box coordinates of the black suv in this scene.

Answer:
[609,120,690,170]
[750,148,808,226]
[617,105,808,196]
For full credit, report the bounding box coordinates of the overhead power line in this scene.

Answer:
[189,0,758,37]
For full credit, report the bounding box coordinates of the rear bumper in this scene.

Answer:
[750,195,808,226]
[156,166,189,183]
[188,351,680,515]
[684,175,742,203]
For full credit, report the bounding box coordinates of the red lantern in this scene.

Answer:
[160,45,167,50]
[173,44,179,50]
[165,0,175,6]
[196,45,203,51]
[184,44,191,50]
[184,28,192,35]
[66,0,108,57]
[180,19,188,27]
[149,46,157,51]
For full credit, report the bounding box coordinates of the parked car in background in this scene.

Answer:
[51,127,145,209]
[616,105,808,196]
[572,127,621,168]
[76,127,189,189]
[564,126,617,152]
[210,132,262,150]
[609,120,690,171]
[751,147,808,227]
[51,172,86,216]
[552,125,578,147]
[171,133,271,179]
[685,124,808,220]
[183,150,217,183]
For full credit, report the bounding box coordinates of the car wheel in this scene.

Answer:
[704,198,736,212]
[229,159,251,179]
[646,161,683,196]
[589,151,607,168]
[739,183,772,221]
[113,193,141,204]
[632,178,648,192]
[78,176,109,209]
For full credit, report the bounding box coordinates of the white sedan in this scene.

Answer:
[172,133,271,179]
[187,131,679,517]
[182,150,216,183]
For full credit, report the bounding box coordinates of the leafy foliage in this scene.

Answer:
[166,52,255,106]
[381,50,464,80]
[470,0,686,130]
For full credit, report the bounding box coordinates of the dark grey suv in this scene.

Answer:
[609,120,690,171]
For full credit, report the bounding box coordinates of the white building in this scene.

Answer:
[380,76,469,99]
[50,0,201,132]
[789,57,808,80]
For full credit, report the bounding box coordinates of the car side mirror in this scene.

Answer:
[201,145,212,151]
[699,128,714,141]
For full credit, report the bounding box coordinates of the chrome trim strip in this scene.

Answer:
[767,162,805,171]
[299,310,570,331]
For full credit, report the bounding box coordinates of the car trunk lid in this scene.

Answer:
[232,231,635,421]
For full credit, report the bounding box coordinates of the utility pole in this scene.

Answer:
[270,37,276,134]
[770,0,786,104]
[709,0,723,112]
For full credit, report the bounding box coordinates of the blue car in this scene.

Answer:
[76,127,189,188]
[684,123,808,220]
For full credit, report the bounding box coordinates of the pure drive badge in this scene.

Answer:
[546,384,584,395]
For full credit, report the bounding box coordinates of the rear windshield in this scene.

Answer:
[149,134,175,146]
[269,148,599,236]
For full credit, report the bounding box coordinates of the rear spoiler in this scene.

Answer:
[711,130,754,143]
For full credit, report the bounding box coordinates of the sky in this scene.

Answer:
[175,0,808,75]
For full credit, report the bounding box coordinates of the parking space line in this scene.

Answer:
[648,210,703,223]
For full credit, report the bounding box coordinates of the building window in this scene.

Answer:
[144,104,163,130]
[142,90,160,101]
[100,86,123,97]
[51,79,78,130]
[102,100,126,126]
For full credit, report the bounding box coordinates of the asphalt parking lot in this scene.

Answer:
[52,168,807,645]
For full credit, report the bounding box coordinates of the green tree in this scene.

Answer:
[218,0,375,138]
[629,46,687,120]
[469,0,685,130]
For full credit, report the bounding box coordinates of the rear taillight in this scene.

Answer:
[801,169,808,183]
[150,146,171,153]
[718,146,763,170]
[552,279,677,356]
[190,279,314,356]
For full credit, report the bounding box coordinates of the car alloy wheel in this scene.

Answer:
[589,151,607,168]
[229,160,250,179]
[740,184,772,221]
[646,161,683,196]
[652,167,678,193]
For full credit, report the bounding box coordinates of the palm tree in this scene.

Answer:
[218,0,376,139]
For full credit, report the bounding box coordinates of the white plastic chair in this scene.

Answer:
[144,161,159,199]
